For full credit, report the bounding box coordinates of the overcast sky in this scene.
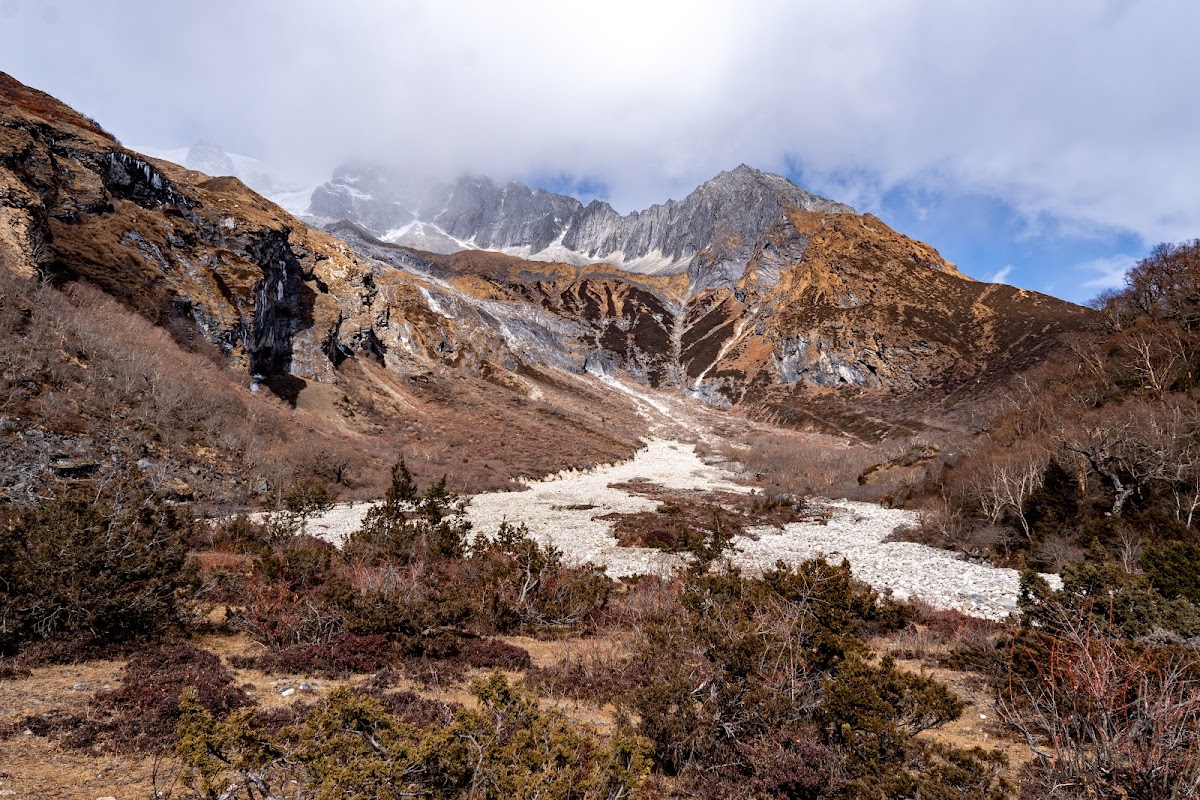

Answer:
[3,0,1196,303]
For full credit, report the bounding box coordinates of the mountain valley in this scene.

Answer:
[5,57,1200,800]
[0,69,1099,507]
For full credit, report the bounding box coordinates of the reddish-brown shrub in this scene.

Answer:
[92,644,251,752]
[459,637,532,670]
[366,686,457,727]
[241,633,394,677]
[11,644,249,754]
[1003,601,1200,800]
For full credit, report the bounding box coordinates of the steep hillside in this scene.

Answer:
[0,72,645,503]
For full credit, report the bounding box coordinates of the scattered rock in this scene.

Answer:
[286,438,1062,621]
[166,478,194,500]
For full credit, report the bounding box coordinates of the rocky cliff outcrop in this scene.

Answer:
[0,72,650,501]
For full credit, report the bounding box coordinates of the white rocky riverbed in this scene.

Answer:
[294,438,1059,621]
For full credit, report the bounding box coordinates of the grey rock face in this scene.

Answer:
[774,334,880,388]
[309,164,855,288]
[185,140,236,177]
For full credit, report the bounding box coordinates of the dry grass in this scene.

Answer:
[0,659,164,800]
[0,603,1043,798]
[0,736,168,800]
[900,660,1035,773]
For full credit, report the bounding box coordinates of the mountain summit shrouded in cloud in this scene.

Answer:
[1,0,1196,301]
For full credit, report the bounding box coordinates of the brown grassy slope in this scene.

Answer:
[0,72,115,140]
[709,211,1099,434]
[770,211,1093,388]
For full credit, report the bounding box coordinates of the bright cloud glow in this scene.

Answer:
[0,0,1195,299]
[989,266,1015,284]
[1077,254,1139,290]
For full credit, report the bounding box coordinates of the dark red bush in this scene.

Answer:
[246,633,394,677]
[460,637,532,670]
[93,644,251,751]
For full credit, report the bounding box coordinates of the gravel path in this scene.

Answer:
[294,437,1059,620]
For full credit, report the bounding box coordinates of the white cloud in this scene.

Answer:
[1,0,1198,239]
[989,265,1014,284]
[1077,254,1138,290]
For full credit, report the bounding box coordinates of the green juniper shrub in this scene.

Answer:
[1021,559,1200,641]
[343,459,470,564]
[821,654,964,768]
[207,514,273,556]
[252,533,335,591]
[1021,459,1079,542]
[1142,538,1200,605]
[619,557,980,798]
[176,674,651,800]
[0,474,193,653]
[281,478,336,517]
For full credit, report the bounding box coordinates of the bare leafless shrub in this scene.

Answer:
[886,601,1005,662]
[1033,533,1087,572]
[1002,601,1200,799]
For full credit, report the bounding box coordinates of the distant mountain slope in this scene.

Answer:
[328,215,1093,409]
[310,164,880,290]
[0,69,1097,503]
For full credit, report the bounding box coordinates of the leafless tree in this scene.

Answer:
[968,448,1047,542]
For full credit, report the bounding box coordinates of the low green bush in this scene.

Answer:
[176,673,651,800]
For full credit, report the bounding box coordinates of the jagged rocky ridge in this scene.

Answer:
[327,207,1093,414]
[310,164,870,290]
